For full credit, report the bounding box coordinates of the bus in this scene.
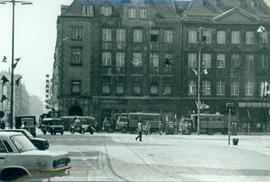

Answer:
[190,113,227,134]
[116,112,162,133]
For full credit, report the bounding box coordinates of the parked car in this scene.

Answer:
[15,116,37,137]
[0,129,49,150]
[0,132,71,181]
[40,118,64,135]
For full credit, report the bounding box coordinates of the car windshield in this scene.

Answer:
[10,134,36,152]
[22,130,33,139]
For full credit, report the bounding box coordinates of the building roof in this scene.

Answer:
[182,0,270,22]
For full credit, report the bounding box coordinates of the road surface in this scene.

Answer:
[40,132,270,182]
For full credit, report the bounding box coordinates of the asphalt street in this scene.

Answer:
[39,131,270,182]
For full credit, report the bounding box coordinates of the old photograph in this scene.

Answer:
[0,0,270,181]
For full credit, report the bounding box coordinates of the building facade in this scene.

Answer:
[53,0,270,131]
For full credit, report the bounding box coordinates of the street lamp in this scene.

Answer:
[0,0,32,128]
[192,27,208,135]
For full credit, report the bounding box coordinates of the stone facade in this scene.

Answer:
[53,0,270,131]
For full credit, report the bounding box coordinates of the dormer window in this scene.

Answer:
[139,8,147,19]
[101,5,112,16]
[128,7,137,19]
[81,6,94,17]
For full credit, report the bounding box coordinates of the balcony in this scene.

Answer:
[116,42,126,50]
[101,66,112,75]
[150,42,160,51]
[102,42,112,50]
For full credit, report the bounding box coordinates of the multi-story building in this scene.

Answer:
[53,0,270,131]
[0,71,30,124]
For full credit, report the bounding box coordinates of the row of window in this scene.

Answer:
[71,81,172,96]
[71,80,267,97]
[188,53,269,69]
[102,52,173,68]
[71,27,173,43]
[188,30,268,44]
[81,5,148,19]
[188,80,266,96]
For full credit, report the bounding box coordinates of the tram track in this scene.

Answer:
[101,138,130,182]
[124,142,182,181]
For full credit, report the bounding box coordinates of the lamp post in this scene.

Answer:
[0,0,32,128]
[192,27,208,135]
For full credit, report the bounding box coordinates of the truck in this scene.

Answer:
[116,112,162,134]
[190,113,228,135]
[15,116,37,137]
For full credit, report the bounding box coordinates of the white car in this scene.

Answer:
[0,132,71,181]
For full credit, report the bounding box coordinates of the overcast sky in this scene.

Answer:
[0,0,73,102]
[0,0,270,102]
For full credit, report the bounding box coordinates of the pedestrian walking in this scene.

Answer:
[135,120,143,142]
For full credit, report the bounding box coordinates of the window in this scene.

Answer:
[188,53,197,68]
[188,30,197,43]
[231,81,239,96]
[133,83,141,95]
[139,8,147,19]
[245,54,254,69]
[150,83,158,95]
[245,81,254,96]
[163,83,172,96]
[216,80,225,96]
[81,6,94,16]
[116,29,126,42]
[202,80,211,96]
[3,140,13,152]
[231,31,240,44]
[202,30,211,44]
[71,81,81,95]
[102,28,112,42]
[116,83,124,95]
[72,27,82,40]
[102,52,112,66]
[202,53,211,68]
[259,55,268,69]
[164,53,173,67]
[150,53,159,68]
[128,7,137,18]
[217,31,225,44]
[0,141,7,153]
[132,52,142,67]
[188,80,197,96]
[71,48,82,65]
[133,29,142,42]
[116,52,125,67]
[164,30,173,43]
[102,83,110,94]
[259,32,268,44]
[246,31,254,44]
[231,54,240,68]
[101,5,112,16]
[217,54,225,68]
[150,30,159,42]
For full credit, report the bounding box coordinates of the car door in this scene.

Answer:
[0,140,7,167]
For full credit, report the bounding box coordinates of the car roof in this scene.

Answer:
[0,131,22,137]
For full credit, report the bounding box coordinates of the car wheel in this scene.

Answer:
[121,127,127,133]
[61,131,64,135]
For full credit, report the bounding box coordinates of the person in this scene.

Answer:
[135,120,143,142]
[0,119,5,129]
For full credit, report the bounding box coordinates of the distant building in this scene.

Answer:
[53,0,270,131]
[0,71,30,124]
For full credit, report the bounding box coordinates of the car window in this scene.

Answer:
[10,135,36,152]
[3,140,13,152]
[0,141,7,153]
